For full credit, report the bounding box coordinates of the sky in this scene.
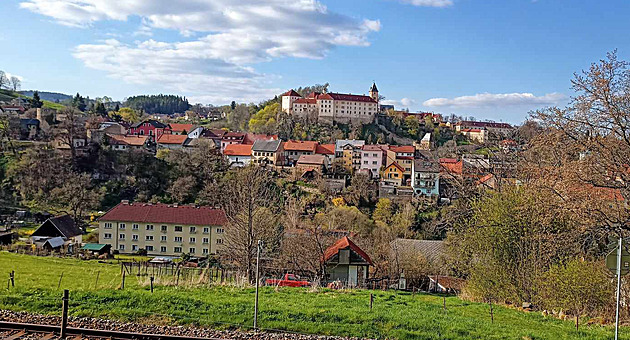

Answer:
[1,0,629,124]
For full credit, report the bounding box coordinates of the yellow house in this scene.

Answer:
[383,162,405,186]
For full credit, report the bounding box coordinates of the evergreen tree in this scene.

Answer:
[30,91,43,109]
[95,102,107,116]
[72,93,87,112]
[114,103,120,112]
[231,101,236,111]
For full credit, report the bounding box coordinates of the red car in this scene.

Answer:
[265,273,310,287]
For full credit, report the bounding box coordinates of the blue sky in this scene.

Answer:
[1,0,629,124]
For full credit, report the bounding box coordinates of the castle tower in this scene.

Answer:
[369,82,379,103]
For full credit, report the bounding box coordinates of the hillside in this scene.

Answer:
[0,252,624,340]
[19,90,72,103]
[0,89,65,110]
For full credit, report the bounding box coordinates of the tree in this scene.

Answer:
[536,259,613,330]
[72,93,87,112]
[530,51,630,233]
[231,101,236,111]
[9,76,20,92]
[30,91,43,109]
[116,107,140,123]
[0,71,7,90]
[50,172,104,226]
[404,116,420,137]
[344,173,376,207]
[248,102,280,134]
[217,166,282,281]
[94,102,107,116]
[53,107,86,163]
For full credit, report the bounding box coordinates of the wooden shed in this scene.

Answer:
[323,236,372,287]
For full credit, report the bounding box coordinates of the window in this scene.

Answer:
[119,234,125,239]
[160,246,167,253]
[146,224,154,231]
[174,236,183,243]
[216,238,223,244]
[174,247,182,253]
[146,246,154,251]
[175,226,183,232]
[203,238,209,244]
[161,235,167,242]
[119,245,125,251]
[146,235,154,241]
[119,223,126,230]
[216,228,224,234]
[161,225,168,232]
[104,222,112,229]
[104,233,112,239]
[202,249,209,255]
[203,227,209,234]
[190,226,196,233]
[189,248,196,254]
[132,245,138,251]
[132,224,139,230]
[189,237,196,243]
[132,234,139,241]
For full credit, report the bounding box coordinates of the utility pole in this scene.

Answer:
[615,236,622,340]
[254,240,263,330]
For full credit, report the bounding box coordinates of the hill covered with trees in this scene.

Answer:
[125,94,190,115]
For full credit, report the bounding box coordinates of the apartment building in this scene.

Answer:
[98,201,227,257]
[360,144,388,178]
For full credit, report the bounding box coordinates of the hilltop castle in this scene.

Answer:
[281,83,380,124]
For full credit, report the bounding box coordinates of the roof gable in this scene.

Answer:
[323,236,373,265]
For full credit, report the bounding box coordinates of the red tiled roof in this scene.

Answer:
[243,133,278,145]
[326,92,377,103]
[461,128,483,133]
[297,154,326,165]
[282,90,301,97]
[439,158,463,174]
[323,236,373,265]
[362,144,388,152]
[223,132,246,139]
[294,98,317,104]
[390,145,415,154]
[458,121,512,129]
[99,202,227,226]
[157,134,188,144]
[169,123,194,133]
[284,140,318,152]
[108,134,149,146]
[306,92,322,99]
[223,144,252,156]
[316,144,335,155]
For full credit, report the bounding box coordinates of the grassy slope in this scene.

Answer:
[0,252,625,340]
[0,89,65,110]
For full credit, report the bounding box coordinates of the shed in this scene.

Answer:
[324,236,372,287]
[81,243,112,255]
[43,236,65,250]
[428,275,466,294]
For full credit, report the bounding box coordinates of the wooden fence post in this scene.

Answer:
[57,272,64,289]
[95,271,100,289]
[9,271,14,288]
[150,276,154,293]
[60,289,69,338]
[370,293,374,310]
[489,301,494,323]
[121,270,126,290]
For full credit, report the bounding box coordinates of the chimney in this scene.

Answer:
[36,108,42,122]
[121,200,130,205]
[173,203,178,208]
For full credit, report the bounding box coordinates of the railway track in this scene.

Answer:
[0,321,227,340]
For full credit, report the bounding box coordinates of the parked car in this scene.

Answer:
[265,273,310,287]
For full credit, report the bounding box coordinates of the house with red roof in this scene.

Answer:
[315,143,336,167]
[156,134,188,150]
[382,162,405,187]
[98,201,227,256]
[107,134,151,151]
[128,120,172,139]
[223,143,253,167]
[324,236,372,287]
[284,140,319,165]
[169,123,194,135]
[386,145,415,181]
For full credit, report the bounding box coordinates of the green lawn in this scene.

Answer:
[0,252,626,339]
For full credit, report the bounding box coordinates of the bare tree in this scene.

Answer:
[0,71,7,90]
[9,76,20,92]
[219,166,282,281]
[53,107,86,164]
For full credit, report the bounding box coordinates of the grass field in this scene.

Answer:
[0,252,626,339]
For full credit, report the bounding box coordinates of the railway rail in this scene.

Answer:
[0,321,227,340]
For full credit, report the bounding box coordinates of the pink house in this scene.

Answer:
[360,145,388,178]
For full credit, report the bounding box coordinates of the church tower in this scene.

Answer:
[369,82,379,103]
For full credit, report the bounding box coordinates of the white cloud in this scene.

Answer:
[422,92,566,108]
[382,97,416,108]
[397,0,453,7]
[20,0,380,103]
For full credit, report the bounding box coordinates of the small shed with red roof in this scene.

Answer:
[323,236,372,287]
